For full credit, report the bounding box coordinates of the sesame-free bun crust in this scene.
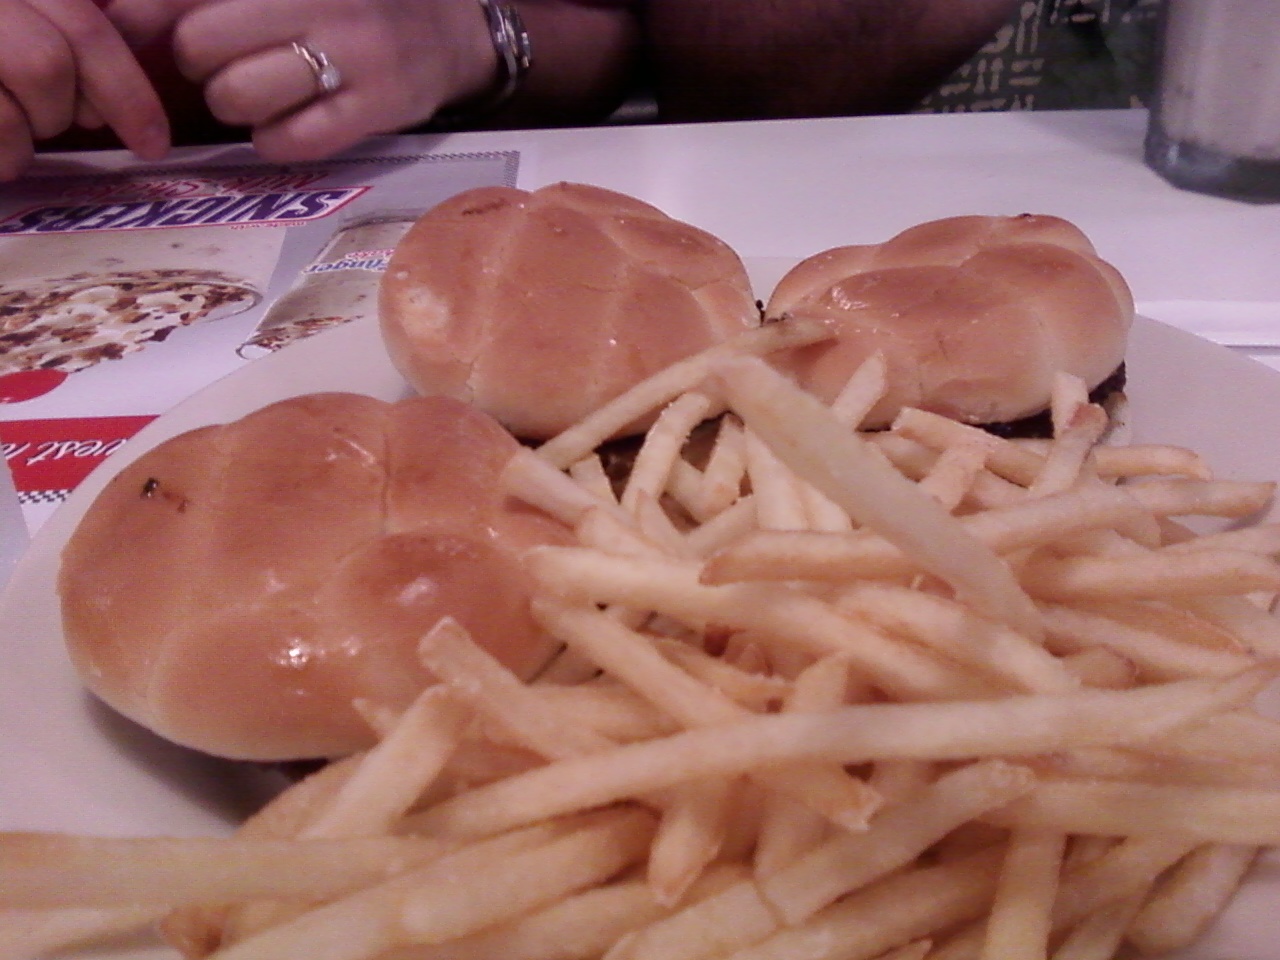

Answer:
[379,182,759,440]
[58,393,568,761]
[766,214,1135,428]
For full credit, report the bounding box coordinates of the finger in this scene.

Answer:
[74,93,104,128]
[173,0,308,81]
[0,87,37,181]
[203,41,324,126]
[27,0,171,159]
[249,90,383,163]
[101,0,203,48]
[0,0,79,139]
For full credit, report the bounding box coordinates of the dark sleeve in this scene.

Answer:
[642,0,1022,121]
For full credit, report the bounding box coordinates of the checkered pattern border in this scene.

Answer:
[18,489,68,506]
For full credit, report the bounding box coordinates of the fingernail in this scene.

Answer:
[136,119,172,160]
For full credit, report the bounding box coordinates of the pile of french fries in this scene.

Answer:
[7,317,1280,960]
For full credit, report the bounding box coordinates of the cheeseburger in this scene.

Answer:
[766,213,1135,436]
[379,182,760,440]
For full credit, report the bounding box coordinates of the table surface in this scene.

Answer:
[28,106,1280,339]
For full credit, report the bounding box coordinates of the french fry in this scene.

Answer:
[892,407,1044,487]
[1024,549,1280,601]
[378,864,749,960]
[719,850,1002,960]
[402,671,1264,840]
[689,414,747,520]
[665,457,710,522]
[1027,744,1280,789]
[753,656,850,877]
[603,870,777,960]
[872,940,933,960]
[1048,372,1091,435]
[757,761,1034,925]
[575,505,665,559]
[1121,477,1275,519]
[531,547,998,701]
[1164,522,1280,558]
[632,491,693,557]
[527,683,678,743]
[1058,646,1138,689]
[743,428,810,531]
[0,833,459,909]
[209,809,655,960]
[1178,593,1280,657]
[532,598,882,832]
[1050,892,1146,960]
[994,778,1280,846]
[304,684,471,838]
[1090,443,1212,481]
[835,583,1078,694]
[928,920,988,960]
[618,845,1004,960]
[646,776,739,906]
[1153,709,1280,764]
[798,476,855,533]
[1029,401,1108,497]
[828,350,890,427]
[701,484,1154,585]
[684,494,758,557]
[651,637,789,711]
[867,759,935,805]
[1040,603,1257,680]
[981,829,1066,960]
[0,906,165,960]
[418,617,617,761]
[504,447,633,528]
[1126,843,1259,954]
[536,317,834,469]
[569,454,619,504]
[712,356,1043,640]
[620,392,715,516]
[1051,833,1194,929]
[916,438,992,512]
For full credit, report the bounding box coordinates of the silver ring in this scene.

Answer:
[291,41,342,97]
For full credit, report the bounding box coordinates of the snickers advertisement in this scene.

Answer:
[0,142,519,532]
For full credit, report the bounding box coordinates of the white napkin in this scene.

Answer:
[0,458,27,591]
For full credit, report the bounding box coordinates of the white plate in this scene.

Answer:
[4,286,1280,958]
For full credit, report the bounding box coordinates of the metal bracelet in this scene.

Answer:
[437,0,533,125]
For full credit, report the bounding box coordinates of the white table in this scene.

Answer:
[6,111,1280,960]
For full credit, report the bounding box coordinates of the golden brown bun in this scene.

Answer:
[58,393,569,761]
[766,214,1135,428]
[379,182,759,440]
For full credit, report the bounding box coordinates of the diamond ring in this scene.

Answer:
[292,41,342,97]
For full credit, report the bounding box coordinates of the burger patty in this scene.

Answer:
[983,363,1127,440]
[583,362,1128,501]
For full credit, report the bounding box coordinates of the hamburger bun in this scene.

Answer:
[58,393,568,761]
[379,182,760,440]
[766,214,1134,430]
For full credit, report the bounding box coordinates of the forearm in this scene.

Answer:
[644,0,1021,121]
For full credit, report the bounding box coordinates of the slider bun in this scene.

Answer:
[58,393,568,761]
[766,214,1135,428]
[379,182,759,440]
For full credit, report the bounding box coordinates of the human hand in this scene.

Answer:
[107,0,499,162]
[0,0,169,180]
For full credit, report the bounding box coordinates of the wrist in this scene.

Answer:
[435,0,533,127]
